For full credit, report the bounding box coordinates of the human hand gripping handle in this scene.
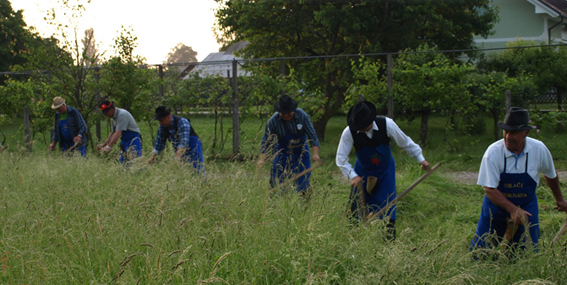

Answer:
[350,176,363,187]
[420,160,431,171]
[311,146,320,161]
[510,207,532,226]
[48,141,57,151]
[555,199,567,212]
[73,135,82,145]
[96,144,105,151]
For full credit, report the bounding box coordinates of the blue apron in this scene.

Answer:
[120,131,143,164]
[59,118,86,156]
[351,140,397,220]
[270,126,311,192]
[183,136,205,173]
[470,153,539,250]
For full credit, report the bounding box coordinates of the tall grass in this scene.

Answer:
[1,113,567,283]
[1,149,567,284]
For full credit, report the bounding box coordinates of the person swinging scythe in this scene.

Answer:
[470,107,567,255]
[336,101,430,240]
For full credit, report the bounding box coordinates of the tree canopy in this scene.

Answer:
[214,0,499,140]
[165,43,198,65]
[0,1,47,82]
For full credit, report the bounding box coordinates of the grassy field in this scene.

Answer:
[1,113,567,284]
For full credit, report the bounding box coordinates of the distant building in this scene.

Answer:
[179,41,250,79]
[475,0,567,49]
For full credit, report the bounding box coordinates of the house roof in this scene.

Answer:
[528,0,567,17]
[180,41,250,79]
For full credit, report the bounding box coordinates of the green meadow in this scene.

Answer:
[1,114,567,284]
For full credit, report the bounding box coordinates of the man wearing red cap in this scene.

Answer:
[471,107,567,253]
[97,100,142,164]
[336,101,429,239]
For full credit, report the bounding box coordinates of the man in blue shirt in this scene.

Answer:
[146,106,204,172]
[259,95,320,192]
[47,97,88,156]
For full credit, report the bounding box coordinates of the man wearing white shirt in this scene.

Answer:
[336,101,429,238]
[470,107,567,252]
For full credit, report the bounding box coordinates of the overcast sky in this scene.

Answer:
[11,0,222,63]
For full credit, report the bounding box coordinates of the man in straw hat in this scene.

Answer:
[146,106,204,172]
[258,95,320,193]
[97,100,142,164]
[470,107,567,252]
[336,101,429,239]
[47,96,88,156]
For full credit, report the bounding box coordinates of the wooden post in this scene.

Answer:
[387,53,394,119]
[280,59,286,96]
[505,90,511,114]
[232,59,240,155]
[24,106,31,151]
[95,67,101,142]
[158,65,164,97]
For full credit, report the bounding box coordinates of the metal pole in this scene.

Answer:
[387,53,394,119]
[232,59,240,155]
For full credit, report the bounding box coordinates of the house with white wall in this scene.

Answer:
[475,0,567,48]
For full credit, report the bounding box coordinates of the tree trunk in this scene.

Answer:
[313,117,330,142]
[419,109,429,147]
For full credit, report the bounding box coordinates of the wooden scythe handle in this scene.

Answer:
[501,217,518,250]
[551,217,567,248]
[278,160,325,188]
[370,162,442,224]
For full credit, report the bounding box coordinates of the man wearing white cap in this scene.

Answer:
[47,96,88,156]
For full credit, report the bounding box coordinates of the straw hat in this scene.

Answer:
[51,97,65,109]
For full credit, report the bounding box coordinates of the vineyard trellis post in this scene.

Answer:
[95,67,101,142]
[505,89,511,114]
[24,106,31,151]
[387,53,394,119]
[232,59,240,155]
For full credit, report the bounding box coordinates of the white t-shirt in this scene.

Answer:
[477,137,556,188]
[335,117,425,181]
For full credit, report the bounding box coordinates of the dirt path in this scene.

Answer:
[443,170,567,185]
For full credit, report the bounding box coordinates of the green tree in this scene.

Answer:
[0,0,45,83]
[214,0,498,140]
[479,40,567,110]
[393,45,474,146]
[164,43,198,65]
[5,0,102,148]
[100,27,156,122]
[18,0,100,119]
[465,70,536,140]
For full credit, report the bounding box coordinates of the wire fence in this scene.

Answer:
[3,43,567,158]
